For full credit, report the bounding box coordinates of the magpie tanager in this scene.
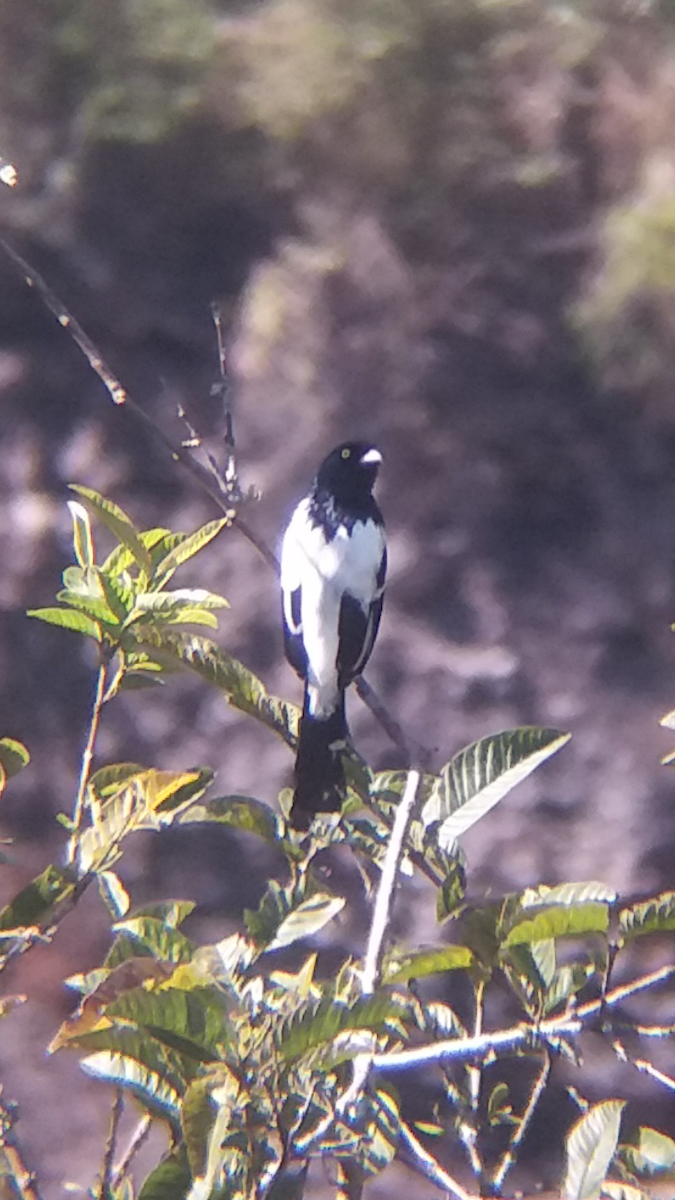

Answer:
[281,441,386,829]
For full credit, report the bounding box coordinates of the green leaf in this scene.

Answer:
[619,891,675,941]
[112,916,194,965]
[353,1088,400,1176]
[27,606,102,639]
[504,903,609,947]
[153,518,228,579]
[179,795,281,844]
[89,763,146,799]
[70,485,152,577]
[98,871,130,919]
[278,992,403,1064]
[0,864,77,932]
[622,1127,675,1176]
[56,589,120,627]
[384,944,474,983]
[0,738,30,780]
[132,630,299,747]
[67,500,95,569]
[104,984,229,1064]
[520,882,617,908]
[138,1151,192,1200]
[422,727,570,847]
[601,1184,650,1200]
[563,1100,625,1200]
[78,768,213,874]
[130,589,229,617]
[267,894,345,952]
[80,1050,182,1121]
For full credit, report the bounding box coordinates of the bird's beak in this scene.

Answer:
[360,448,382,465]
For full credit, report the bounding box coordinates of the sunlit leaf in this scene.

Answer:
[278,992,403,1064]
[0,864,77,932]
[179,794,280,844]
[622,1126,675,1176]
[56,589,120,627]
[98,871,130,919]
[27,606,101,639]
[504,903,609,947]
[112,916,194,965]
[78,768,213,874]
[153,519,228,580]
[131,630,299,747]
[267,894,345,952]
[384,944,474,983]
[619,892,675,941]
[89,763,146,799]
[67,499,95,569]
[80,1050,182,1121]
[422,728,570,847]
[563,1099,625,1200]
[0,738,30,780]
[70,486,152,576]
[519,882,617,908]
[601,1184,650,1200]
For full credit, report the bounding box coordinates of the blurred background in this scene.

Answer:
[2,0,675,1193]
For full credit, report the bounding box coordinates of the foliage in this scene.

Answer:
[1,490,675,1198]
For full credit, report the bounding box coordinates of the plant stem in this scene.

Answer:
[66,655,108,867]
[492,1051,551,1193]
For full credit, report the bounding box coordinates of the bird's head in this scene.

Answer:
[315,442,382,503]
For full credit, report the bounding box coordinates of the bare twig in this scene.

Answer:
[492,1051,551,1192]
[98,1089,124,1200]
[337,769,422,1115]
[111,1113,153,1188]
[398,1118,478,1200]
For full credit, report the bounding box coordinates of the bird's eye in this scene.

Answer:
[341,448,351,459]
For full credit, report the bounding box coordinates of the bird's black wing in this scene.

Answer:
[337,544,386,687]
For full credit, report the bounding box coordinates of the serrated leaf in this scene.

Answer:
[67,500,95,568]
[384,944,474,983]
[504,903,609,947]
[278,992,402,1064]
[422,727,570,847]
[0,738,30,780]
[101,527,175,577]
[78,768,212,874]
[80,1050,182,1121]
[563,1099,625,1200]
[130,589,229,617]
[56,589,120,627]
[132,630,299,747]
[138,1151,192,1200]
[153,519,228,579]
[179,795,280,844]
[70,486,152,577]
[267,894,345,952]
[112,916,194,965]
[0,864,77,932]
[27,606,102,639]
[619,892,675,941]
[520,882,617,908]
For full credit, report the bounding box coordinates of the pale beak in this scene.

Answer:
[360,448,382,466]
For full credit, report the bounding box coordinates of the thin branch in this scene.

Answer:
[337,770,421,1115]
[492,1051,551,1192]
[111,1114,153,1189]
[371,962,675,1074]
[67,655,108,867]
[0,1098,43,1200]
[98,1089,124,1200]
[398,1118,478,1200]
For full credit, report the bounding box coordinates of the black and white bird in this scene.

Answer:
[281,441,386,829]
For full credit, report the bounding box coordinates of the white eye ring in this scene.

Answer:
[341,448,351,459]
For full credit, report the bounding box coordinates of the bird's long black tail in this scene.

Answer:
[290,688,347,830]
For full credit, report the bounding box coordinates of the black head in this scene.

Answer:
[315,441,382,505]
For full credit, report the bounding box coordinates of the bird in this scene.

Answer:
[280,441,386,829]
